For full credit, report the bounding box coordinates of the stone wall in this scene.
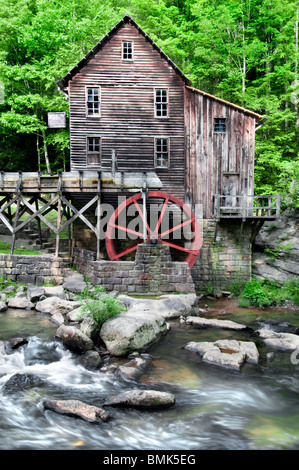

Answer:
[73,244,195,294]
[0,254,63,285]
[191,219,252,293]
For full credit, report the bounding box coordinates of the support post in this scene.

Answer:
[10,196,20,255]
[35,198,43,247]
[96,172,101,260]
[55,197,62,259]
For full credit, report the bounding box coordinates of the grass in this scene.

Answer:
[75,284,126,327]
[230,276,299,309]
[0,241,41,256]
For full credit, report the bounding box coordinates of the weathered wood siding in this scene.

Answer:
[185,87,256,218]
[69,21,186,200]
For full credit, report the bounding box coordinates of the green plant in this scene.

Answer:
[265,242,293,260]
[80,295,125,327]
[236,277,299,309]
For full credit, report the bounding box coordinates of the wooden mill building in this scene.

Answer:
[0,15,280,292]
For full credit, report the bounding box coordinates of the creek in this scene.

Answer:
[0,298,299,451]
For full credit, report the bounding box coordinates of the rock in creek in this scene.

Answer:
[257,328,299,351]
[100,309,167,356]
[7,297,34,310]
[26,284,45,302]
[185,339,259,371]
[55,325,94,353]
[43,399,109,423]
[117,293,197,319]
[116,355,151,382]
[0,301,7,312]
[185,316,248,330]
[62,274,87,293]
[2,373,44,394]
[104,389,175,409]
[35,296,80,315]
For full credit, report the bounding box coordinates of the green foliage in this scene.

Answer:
[0,241,40,255]
[0,0,298,203]
[235,276,299,309]
[80,294,126,327]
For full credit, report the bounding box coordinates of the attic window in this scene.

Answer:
[87,87,100,116]
[214,118,226,133]
[155,89,168,118]
[122,41,133,60]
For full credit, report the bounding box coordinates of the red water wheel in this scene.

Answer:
[105,191,201,268]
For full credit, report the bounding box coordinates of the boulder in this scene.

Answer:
[100,310,167,356]
[80,316,100,343]
[184,339,259,371]
[80,350,102,370]
[43,286,66,299]
[43,399,109,423]
[55,325,94,353]
[103,389,175,409]
[35,296,80,315]
[50,312,65,326]
[185,316,247,330]
[27,284,45,302]
[0,301,7,312]
[116,355,151,382]
[2,373,44,394]
[7,297,34,310]
[63,274,87,293]
[257,328,299,351]
[117,293,197,319]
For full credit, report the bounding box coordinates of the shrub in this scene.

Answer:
[236,276,299,309]
[80,295,126,327]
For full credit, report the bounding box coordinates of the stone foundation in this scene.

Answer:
[191,219,252,293]
[73,244,195,294]
[0,254,64,285]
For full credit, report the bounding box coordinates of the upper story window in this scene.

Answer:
[87,137,101,165]
[87,87,100,116]
[214,118,226,133]
[155,89,168,118]
[155,138,169,168]
[122,41,133,60]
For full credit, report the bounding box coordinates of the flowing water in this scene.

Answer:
[0,299,299,451]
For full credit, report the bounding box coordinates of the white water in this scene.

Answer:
[0,306,299,450]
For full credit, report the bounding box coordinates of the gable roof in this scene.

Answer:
[57,15,191,90]
[57,15,264,122]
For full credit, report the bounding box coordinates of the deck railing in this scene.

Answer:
[214,194,281,220]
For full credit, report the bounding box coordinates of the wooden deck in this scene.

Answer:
[0,170,162,194]
[214,194,281,220]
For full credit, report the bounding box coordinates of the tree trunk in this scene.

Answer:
[41,129,51,174]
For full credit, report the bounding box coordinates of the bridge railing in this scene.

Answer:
[214,194,281,220]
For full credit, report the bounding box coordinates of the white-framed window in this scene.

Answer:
[214,118,226,133]
[86,87,100,116]
[122,41,133,60]
[87,137,101,165]
[155,137,169,168]
[155,88,168,118]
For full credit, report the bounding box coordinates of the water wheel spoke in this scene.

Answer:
[161,239,197,254]
[111,242,140,260]
[133,200,151,234]
[160,218,195,238]
[109,222,144,239]
[154,197,169,234]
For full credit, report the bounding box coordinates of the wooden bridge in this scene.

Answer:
[0,170,162,258]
